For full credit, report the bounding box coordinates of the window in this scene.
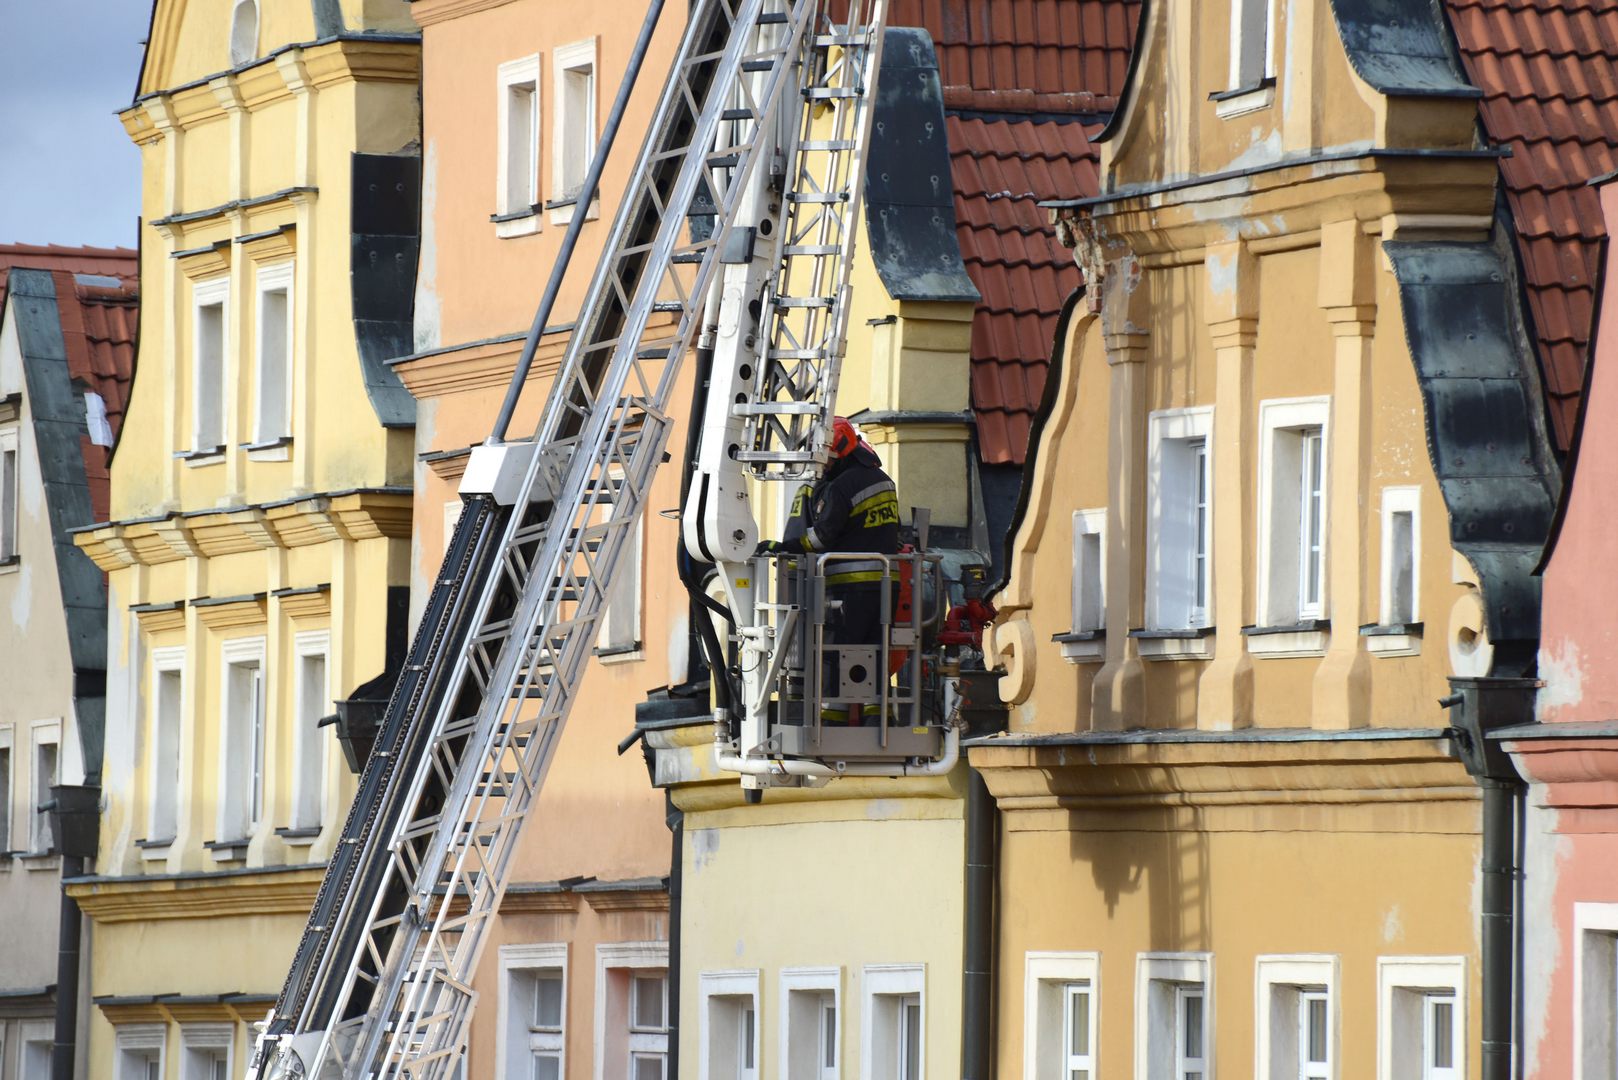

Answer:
[863,964,924,1080]
[289,632,330,832]
[597,943,672,1080]
[149,648,186,843]
[500,943,567,1080]
[1380,487,1420,627]
[1147,408,1214,631]
[0,727,11,852]
[229,0,259,66]
[782,967,840,1080]
[1256,956,1338,1080]
[699,970,760,1080]
[1072,510,1106,633]
[1137,953,1214,1080]
[1574,903,1618,1078]
[21,1023,52,1079]
[1025,952,1100,1080]
[1377,956,1465,1080]
[597,491,642,656]
[30,722,60,853]
[1257,399,1330,627]
[191,278,229,454]
[253,261,294,446]
[115,1024,166,1080]
[553,39,599,205]
[1,425,18,563]
[181,1023,234,1080]
[1229,0,1274,89]
[497,56,542,225]
[219,638,266,841]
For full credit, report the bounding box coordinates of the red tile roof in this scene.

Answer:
[1442,0,1618,449]
[879,0,1140,465]
[0,246,138,522]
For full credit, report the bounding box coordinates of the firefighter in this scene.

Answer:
[758,416,900,724]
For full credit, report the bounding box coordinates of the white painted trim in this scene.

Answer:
[1024,951,1100,1080]
[290,629,331,833]
[497,942,569,1080]
[496,54,543,227]
[1069,508,1107,640]
[1375,955,1466,1080]
[0,423,18,570]
[191,276,231,453]
[1254,954,1339,1080]
[552,37,600,218]
[1147,407,1215,631]
[1379,486,1423,629]
[1135,952,1214,1080]
[114,1022,167,1080]
[180,1021,235,1080]
[217,636,266,843]
[779,966,842,1080]
[1214,83,1275,118]
[251,259,295,450]
[595,941,670,1080]
[1255,397,1331,628]
[861,963,925,1080]
[27,718,61,853]
[0,721,12,854]
[699,969,762,1080]
[1573,902,1618,1078]
[147,646,187,848]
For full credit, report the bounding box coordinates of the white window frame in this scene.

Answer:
[552,37,600,224]
[496,54,543,238]
[191,277,230,456]
[1061,510,1106,662]
[1376,956,1466,1080]
[1024,951,1100,1080]
[498,942,568,1080]
[780,966,841,1080]
[596,480,643,659]
[229,0,259,67]
[1379,485,1422,626]
[1255,398,1330,624]
[1147,407,1215,633]
[1225,0,1277,98]
[862,963,925,1080]
[218,636,267,843]
[1136,953,1214,1080]
[115,1022,167,1080]
[148,646,187,846]
[1573,902,1618,1078]
[19,1019,53,1080]
[251,259,295,451]
[289,630,331,834]
[180,1021,234,1080]
[595,941,671,1080]
[0,723,12,853]
[0,424,19,567]
[28,718,61,854]
[700,969,761,1080]
[1255,955,1338,1080]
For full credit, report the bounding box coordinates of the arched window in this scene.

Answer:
[229,0,259,67]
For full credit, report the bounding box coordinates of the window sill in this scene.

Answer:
[275,826,322,847]
[1053,630,1105,663]
[204,838,250,862]
[177,446,226,467]
[135,836,175,859]
[0,555,18,576]
[242,436,292,462]
[1130,627,1213,661]
[1243,619,1329,658]
[19,852,61,872]
[1210,77,1276,118]
[594,643,644,665]
[1362,621,1423,657]
[492,206,542,239]
[548,196,601,227]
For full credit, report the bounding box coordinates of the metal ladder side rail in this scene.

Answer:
[305,3,823,1074]
[740,0,888,477]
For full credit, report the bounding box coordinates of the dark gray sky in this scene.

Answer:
[0,2,151,249]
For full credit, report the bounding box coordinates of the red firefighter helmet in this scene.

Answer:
[829,416,859,459]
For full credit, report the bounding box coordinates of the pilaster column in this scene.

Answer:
[279,51,320,493]
[1198,241,1257,730]
[1312,220,1376,728]
[147,96,184,508]
[1092,329,1149,731]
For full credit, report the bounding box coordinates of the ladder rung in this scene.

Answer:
[672,252,705,264]
[804,87,863,100]
[800,140,857,152]
[783,245,839,256]
[734,402,822,416]
[652,300,685,313]
[767,349,831,360]
[788,192,847,204]
[758,11,788,22]
[735,449,817,462]
[773,296,835,309]
[721,108,756,121]
[741,60,776,73]
[707,154,741,168]
[814,32,875,47]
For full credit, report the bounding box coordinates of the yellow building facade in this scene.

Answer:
[70,2,421,1075]
[973,0,1558,1076]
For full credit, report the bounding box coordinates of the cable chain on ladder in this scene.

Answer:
[295,1,831,1077]
[739,0,888,479]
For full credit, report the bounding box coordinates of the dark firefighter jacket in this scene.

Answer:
[782,444,900,585]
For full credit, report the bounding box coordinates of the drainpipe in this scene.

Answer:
[959,666,1007,1080]
[1441,676,1533,1080]
[665,792,684,1078]
[46,784,100,1080]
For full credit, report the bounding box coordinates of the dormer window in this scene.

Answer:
[229,0,259,67]
[1214,0,1277,116]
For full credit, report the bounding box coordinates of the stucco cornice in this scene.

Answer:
[408,0,522,29]
[67,866,326,923]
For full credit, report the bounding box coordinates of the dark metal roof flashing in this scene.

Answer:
[862,28,981,305]
[1384,230,1562,675]
[1326,0,1480,99]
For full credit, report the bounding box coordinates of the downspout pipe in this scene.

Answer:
[665,792,684,1079]
[961,768,996,1080]
[46,784,100,1080]
[1442,676,1534,1080]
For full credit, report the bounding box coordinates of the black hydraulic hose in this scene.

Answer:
[676,337,734,710]
[489,0,668,442]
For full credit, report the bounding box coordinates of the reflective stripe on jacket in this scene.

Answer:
[782,444,900,581]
